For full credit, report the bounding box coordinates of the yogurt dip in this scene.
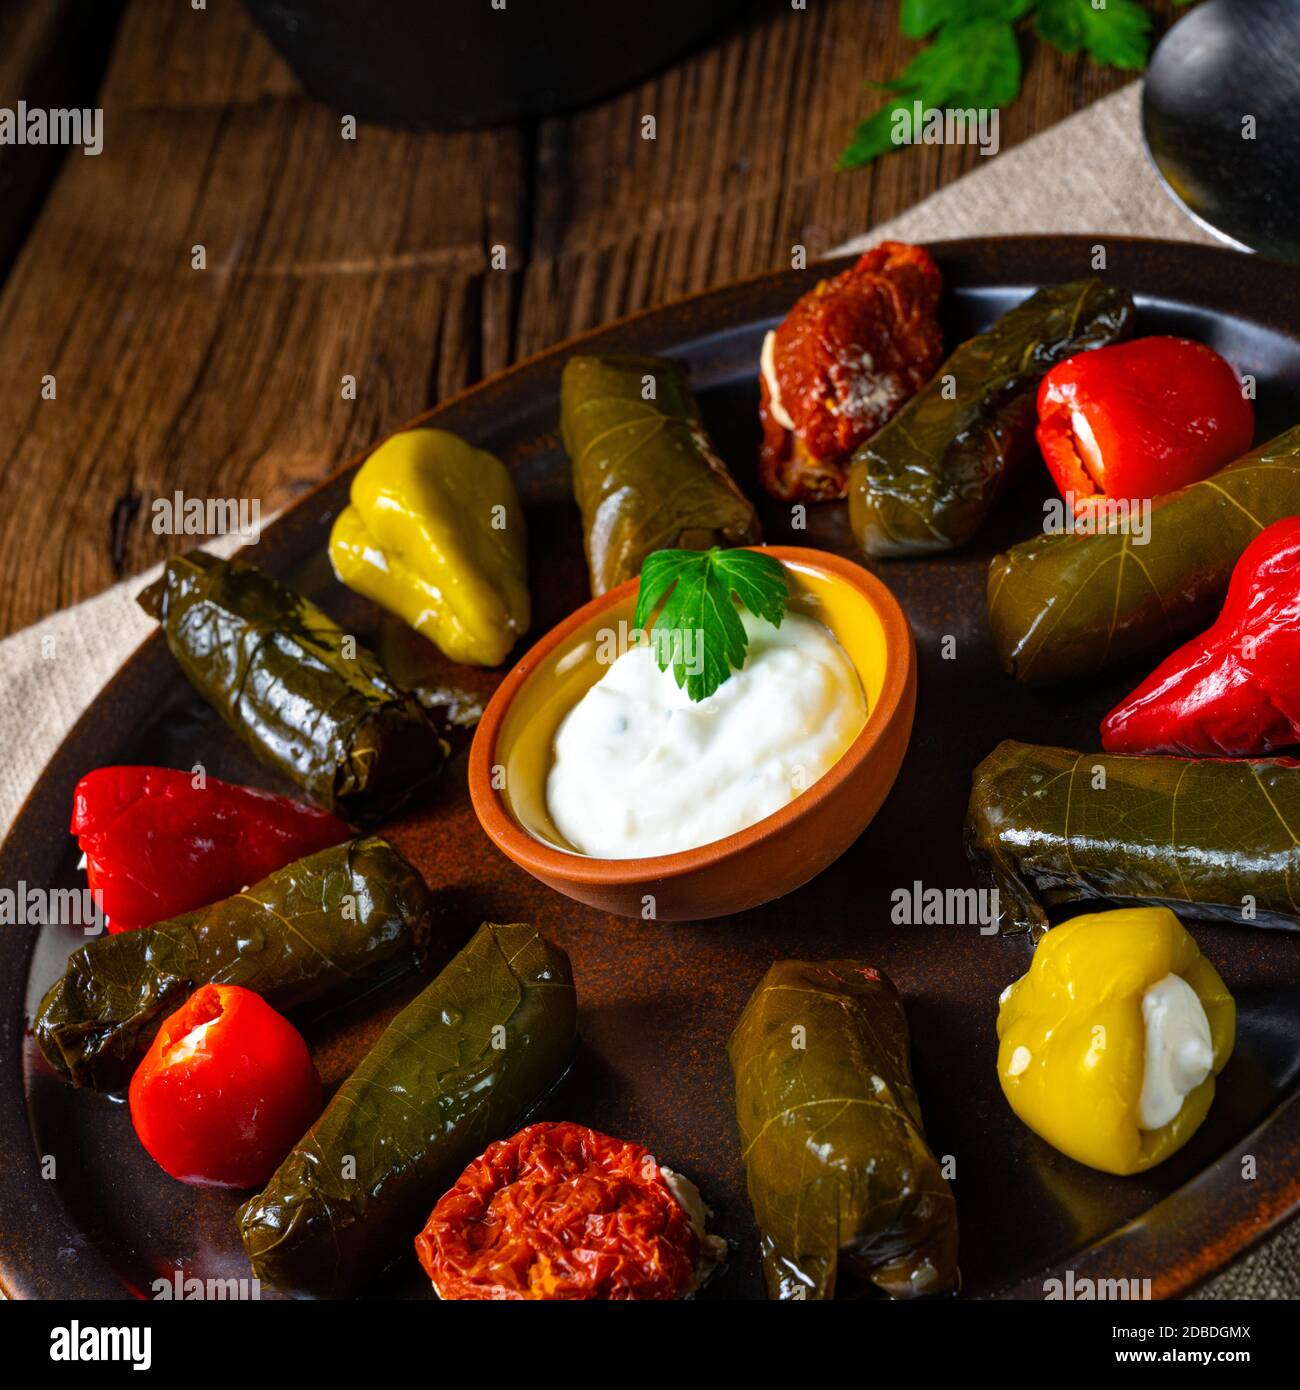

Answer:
[546,608,867,859]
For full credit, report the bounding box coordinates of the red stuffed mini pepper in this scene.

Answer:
[1036,335,1252,510]
[72,766,349,933]
[759,241,944,502]
[129,983,321,1188]
[415,1121,726,1300]
[1102,516,1300,756]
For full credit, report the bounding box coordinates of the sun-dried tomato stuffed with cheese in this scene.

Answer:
[415,1121,726,1300]
[759,241,944,502]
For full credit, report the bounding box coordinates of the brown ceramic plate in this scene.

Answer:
[3,236,1299,1301]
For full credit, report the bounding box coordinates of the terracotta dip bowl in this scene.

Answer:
[468,546,916,920]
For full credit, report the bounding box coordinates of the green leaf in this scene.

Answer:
[895,20,1023,103]
[1035,0,1151,70]
[901,0,1033,39]
[856,279,1134,555]
[839,20,1022,170]
[987,423,1300,685]
[837,98,921,170]
[33,837,435,1091]
[560,355,761,596]
[139,551,451,822]
[238,922,577,1297]
[900,0,956,38]
[729,959,958,1297]
[967,740,1300,938]
[632,546,790,702]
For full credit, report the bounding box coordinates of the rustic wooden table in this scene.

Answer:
[0,0,1164,637]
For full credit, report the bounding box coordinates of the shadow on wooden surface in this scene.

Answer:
[0,0,1165,635]
[0,0,124,278]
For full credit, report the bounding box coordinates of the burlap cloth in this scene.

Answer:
[2,84,1294,1298]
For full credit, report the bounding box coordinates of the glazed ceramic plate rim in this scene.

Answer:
[2,236,1299,1300]
[467,545,914,884]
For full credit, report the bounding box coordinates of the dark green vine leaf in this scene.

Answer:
[987,424,1300,685]
[559,354,761,597]
[966,741,1300,938]
[729,959,959,1299]
[238,922,577,1298]
[849,279,1134,556]
[138,550,453,824]
[34,837,436,1091]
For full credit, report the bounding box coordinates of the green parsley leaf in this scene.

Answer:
[1035,0,1151,70]
[631,547,789,703]
[839,20,1021,170]
[884,19,1023,102]
[900,0,1032,41]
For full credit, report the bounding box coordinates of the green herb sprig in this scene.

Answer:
[632,547,790,703]
[838,0,1197,171]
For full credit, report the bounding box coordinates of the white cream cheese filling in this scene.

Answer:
[1138,972,1214,1131]
[661,1166,728,1294]
[760,329,795,431]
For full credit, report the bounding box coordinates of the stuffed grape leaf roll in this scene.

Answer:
[138,550,454,824]
[729,959,958,1300]
[238,921,577,1298]
[560,354,761,596]
[848,279,1134,557]
[966,740,1300,938]
[987,424,1300,685]
[35,836,436,1091]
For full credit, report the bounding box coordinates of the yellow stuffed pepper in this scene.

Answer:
[329,428,529,667]
[996,907,1234,1176]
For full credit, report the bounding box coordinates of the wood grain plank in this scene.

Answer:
[0,0,1180,633]
[0,0,523,632]
[513,0,1150,354]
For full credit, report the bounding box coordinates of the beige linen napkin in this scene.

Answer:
[2,83,1292,1299]
[832,83,1216,253]
[0,530,246,835]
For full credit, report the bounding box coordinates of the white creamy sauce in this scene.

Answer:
[1138,972,1214,1131]
[760,330,796,431]
[547,609,866,859]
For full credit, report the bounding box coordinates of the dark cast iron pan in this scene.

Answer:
[2,236,1299,1300]
[239,0,749,130]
